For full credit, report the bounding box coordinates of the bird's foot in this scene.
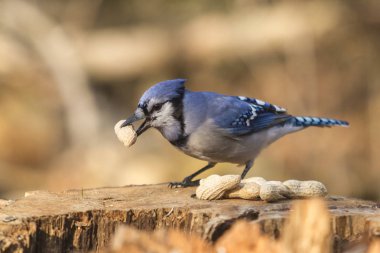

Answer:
[168,178,200,188]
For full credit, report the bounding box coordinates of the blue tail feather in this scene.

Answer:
[292,116,349,127]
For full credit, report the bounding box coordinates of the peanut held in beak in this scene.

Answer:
[114,120,137,147]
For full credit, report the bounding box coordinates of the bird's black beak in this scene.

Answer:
[121,109,151,136]
[135,119,151,136]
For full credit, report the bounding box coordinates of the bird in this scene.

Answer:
[120,79,349,188]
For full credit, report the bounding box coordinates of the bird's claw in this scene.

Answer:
[168,179,200,188]
[168,182,184,188]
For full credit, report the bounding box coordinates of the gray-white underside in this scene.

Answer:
[179,120,302,164]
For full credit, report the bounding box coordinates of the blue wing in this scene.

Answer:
[211,95,292,136]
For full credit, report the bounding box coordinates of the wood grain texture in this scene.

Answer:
[0,185,379,253]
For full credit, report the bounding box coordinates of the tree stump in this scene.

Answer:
[0,184,379,252]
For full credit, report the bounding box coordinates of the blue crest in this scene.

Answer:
[138,79,186,107]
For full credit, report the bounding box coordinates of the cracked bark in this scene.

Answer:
[0,185,379,253]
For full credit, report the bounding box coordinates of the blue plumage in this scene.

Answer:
[225,96,348,135]
[121,79,349,187]
[225,96,292,135]
[138,79,185,108]
[292,116,349,127]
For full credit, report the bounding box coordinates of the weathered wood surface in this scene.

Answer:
[0,184,379,253]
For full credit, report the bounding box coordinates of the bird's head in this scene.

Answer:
[121,79,186,139]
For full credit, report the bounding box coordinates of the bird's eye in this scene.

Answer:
[152,103,163,111]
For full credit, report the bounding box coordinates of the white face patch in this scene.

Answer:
[147,98,165,112]
[150,102,175,126]
[150,102,182,141]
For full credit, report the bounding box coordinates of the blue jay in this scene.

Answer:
[121,79,348,188]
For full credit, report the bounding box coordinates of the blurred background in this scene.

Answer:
[0,0,379,200]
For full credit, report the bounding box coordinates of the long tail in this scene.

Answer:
[290,116,349,127]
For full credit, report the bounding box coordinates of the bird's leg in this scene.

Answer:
[168,162,217,188]
[240,160,254,179]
